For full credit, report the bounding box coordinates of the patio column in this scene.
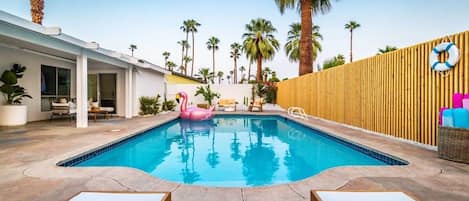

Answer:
[76,54,88,128]
[125,66,133,118]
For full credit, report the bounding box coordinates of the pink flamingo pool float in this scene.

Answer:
[176,91,215,121]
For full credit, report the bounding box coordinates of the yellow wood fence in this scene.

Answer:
[277,30,469,146]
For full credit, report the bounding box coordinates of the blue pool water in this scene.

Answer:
[71,115,405,187]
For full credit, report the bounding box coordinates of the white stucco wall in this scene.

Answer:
[133,68,166,116]
[0,46,76,122]
[166,84,253,109]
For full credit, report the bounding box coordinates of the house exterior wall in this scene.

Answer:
[133,68,166,116]
[0,46,76,122]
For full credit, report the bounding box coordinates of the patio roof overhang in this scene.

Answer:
[0,10,173,128]
[0,10,170,75]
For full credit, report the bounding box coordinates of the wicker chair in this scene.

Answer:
[50,102,76,121]
[438,126,469,164]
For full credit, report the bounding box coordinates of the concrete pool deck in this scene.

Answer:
[0,111,468,201]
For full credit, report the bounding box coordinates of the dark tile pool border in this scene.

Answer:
[57,114,408,167]
[57,118,180,167]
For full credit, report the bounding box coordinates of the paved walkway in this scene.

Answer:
[0,112,468,201]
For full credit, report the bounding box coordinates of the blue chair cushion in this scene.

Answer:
[453,108,469,129]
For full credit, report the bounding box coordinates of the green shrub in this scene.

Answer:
[265,84,277,104]
[162,97,176,111]
[139,94,161,115]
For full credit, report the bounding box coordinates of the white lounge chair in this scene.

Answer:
[218,98,238,112]
[311,190,417,201]
[68,191,171,201]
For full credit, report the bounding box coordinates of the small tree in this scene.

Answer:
[322,54,345,70]
[194,85,220,106]
[166,61,177,71]
[0,64,32,104]
[195,68,213,84]
[377,45,398,55]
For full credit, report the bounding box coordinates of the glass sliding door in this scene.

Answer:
[87,73,117,114]
[88,74,98,102]
[99,74,116,113]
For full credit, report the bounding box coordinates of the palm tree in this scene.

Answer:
[285,23,322,69]
[263,67,272,81]
[275,0,334,75]
[229,70,234,84]
[242,18,279,82]
[270,71,280,82]
[345,21,361,62]
[129,44,137,56]
[180,20,191,58]
[183,19,201,77]
[30,0,44,25]
[195,68,212,83]
[183,56,192,75]
[217,71,224,84]
[166,61,177,71]
[377,45,398,55]
[162,51,171,69]
[206,36,220,74]
[178,65,185,74]
[226,75,231,84]
[178,40,189,67]
[239,66,246,83]
[230,42,242,84]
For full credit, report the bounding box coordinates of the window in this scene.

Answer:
[41,65,71,111]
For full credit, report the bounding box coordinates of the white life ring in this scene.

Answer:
[429,42,459,72]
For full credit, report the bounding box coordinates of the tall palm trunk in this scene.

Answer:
[233,57,238,84]
[256,55,262,82]
[248,62,252,82]
[212,49,216,74]
[180,47,184,69]
[299,0,313,75]
[349,30,353,62]
[185,33,189,75]
[191,32,195,77]
[30,0,44,25]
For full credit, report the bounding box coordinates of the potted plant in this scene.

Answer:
[0,64,32,126]
[194,85,220,109]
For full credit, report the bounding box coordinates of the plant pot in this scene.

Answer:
[197,104,209,109]
[0,105,27,126]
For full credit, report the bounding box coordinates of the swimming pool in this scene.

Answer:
[61,115,406,187]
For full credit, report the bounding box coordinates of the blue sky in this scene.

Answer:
[1,0,469,79]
